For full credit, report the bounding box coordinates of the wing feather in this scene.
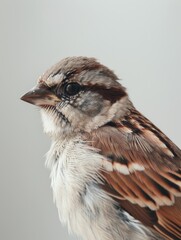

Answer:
[83,109,181,240]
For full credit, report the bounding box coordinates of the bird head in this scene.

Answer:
[21,57,132,137]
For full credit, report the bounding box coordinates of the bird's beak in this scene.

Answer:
[20,85,60,107]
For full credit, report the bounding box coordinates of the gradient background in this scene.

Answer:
[1,1,181,240]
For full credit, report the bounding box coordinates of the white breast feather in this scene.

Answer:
[46,137,161,240]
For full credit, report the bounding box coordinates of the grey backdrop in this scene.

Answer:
[1,1,181,240]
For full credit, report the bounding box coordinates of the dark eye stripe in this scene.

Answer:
[54,81,127,103]
[84,84,127,103]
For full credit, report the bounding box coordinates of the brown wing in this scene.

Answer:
[84,109,181,240]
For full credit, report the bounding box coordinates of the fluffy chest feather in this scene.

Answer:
[46,137,159,240]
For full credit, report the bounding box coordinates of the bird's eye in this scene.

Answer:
[64,82,81,96]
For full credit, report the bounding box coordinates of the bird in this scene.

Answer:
[21,57,181,240]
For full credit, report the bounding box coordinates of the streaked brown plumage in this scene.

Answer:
[21,57,181,240]
[84,108,181,239]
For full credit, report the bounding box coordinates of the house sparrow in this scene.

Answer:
[21,57,181,240]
